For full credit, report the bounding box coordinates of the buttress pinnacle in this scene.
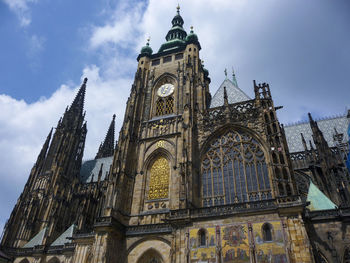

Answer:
[95,114,116,159]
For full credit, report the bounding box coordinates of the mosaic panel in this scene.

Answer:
[189,227,216,263]
[252,221,287,263]
[221,224,250,263]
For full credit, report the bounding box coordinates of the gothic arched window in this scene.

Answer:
[201,130,271,206]
[262,223,273,241]
[198,229,206,247]
[148,157,170,200]
[156,97,174,116]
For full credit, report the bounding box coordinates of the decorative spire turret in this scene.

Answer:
[301,133,308,152]
[95,114,116,159]
[158,5,187,52]
[232,68,238,87]
[308,112,330,151]
[140,37,153,57]
[223,86,229,107]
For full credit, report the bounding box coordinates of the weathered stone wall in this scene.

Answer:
[305,217,350,263]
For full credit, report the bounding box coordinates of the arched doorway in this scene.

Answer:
[137,249,164,263]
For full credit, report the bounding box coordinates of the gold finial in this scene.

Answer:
[146,36,150,45]
[190,25,193,32]
[177,3,180,13]
[224,68,227,78]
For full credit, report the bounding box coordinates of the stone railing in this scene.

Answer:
[305,206,350,220]
[126,223,172,236]
[169,199,276,220]
[200,100,258,126]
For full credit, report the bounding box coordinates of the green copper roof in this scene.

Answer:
[185,27,201,50]
[140,42,153,56]
[51,224,76,246]
[23,227,47,248]
[158,6,187,53]
[306,182,337,211]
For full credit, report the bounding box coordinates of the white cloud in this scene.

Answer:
[2,0,37,27]
[89,1,146,50]
[27,34,45,57]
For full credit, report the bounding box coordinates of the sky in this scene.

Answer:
[0,0,349,236]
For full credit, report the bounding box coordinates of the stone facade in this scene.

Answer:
[1,6,350,263]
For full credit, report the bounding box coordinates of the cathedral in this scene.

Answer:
[1,6,350,263]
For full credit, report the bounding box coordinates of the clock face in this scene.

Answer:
[157,83,175,97]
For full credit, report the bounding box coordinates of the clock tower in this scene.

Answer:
[103,5,211,219]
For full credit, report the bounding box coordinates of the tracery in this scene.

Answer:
[201,130,271,206]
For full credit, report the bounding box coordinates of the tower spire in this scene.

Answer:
[69,78,87,114]
[59,78,87,130]
[95,114,116,159]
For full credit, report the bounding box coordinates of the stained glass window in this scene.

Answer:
[148,157,170,200]
[201,130,272,206]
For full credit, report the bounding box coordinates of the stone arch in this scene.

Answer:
[137,248,164,263]
[128,239,171,263]
[153,73,177,87]
[47,257,60,263]
[127,237,171,255]
[200,124,270,157]
[144,140,175,164]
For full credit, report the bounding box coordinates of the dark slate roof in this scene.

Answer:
[284,114,349,153]
[23,227,47,248]
[210,78,251,108]
[80,156,113,183]
[51,224,75,246]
